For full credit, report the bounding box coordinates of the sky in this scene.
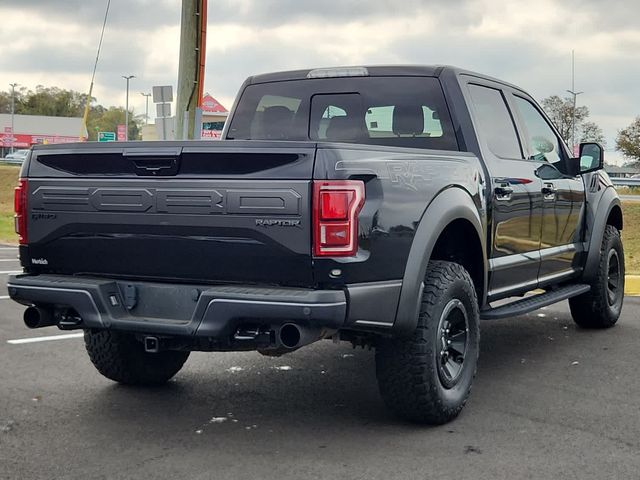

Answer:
[0,0,638,163]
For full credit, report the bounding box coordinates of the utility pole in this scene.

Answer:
[566,50,583,155]
[9,83,17,154]
[122,75,135,141]
[176,0,207,140]
[140,92,151,125]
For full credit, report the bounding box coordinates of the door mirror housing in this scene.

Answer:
[578,142,604,174]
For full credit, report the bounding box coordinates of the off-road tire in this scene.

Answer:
[569,225,624,328]
[376,261,480,424]
[84,330,190,386]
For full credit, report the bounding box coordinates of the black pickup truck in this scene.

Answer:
[8,66,624,424]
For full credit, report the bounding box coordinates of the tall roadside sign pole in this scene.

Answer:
[9,83,17,154]
[176,0,207,140]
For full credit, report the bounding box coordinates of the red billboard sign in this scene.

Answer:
[1,133,81,148]
[201,129,222,139]
[117,124,126,141]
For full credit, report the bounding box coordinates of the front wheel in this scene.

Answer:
[376,261,480,424]
[569,225,624,328]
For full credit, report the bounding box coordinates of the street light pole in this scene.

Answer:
[9,83,18,154]
[122,75,135,141]
[566,50,583,155]
[140,92,151,125]
[566,89,583,153]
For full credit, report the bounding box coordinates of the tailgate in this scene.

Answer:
[22,141,316,287]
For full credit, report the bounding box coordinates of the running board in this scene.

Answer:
[480,284,591,320]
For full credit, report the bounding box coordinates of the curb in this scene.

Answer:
[626,275,640,296]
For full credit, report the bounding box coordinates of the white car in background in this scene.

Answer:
[3,149,29,164]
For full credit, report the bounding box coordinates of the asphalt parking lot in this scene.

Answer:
[1,245,639,480]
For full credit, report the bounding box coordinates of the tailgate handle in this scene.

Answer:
[130,157,180,176]
[123,147,181,176]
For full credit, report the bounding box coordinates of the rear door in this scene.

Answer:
[465,82,544,300]
[509,95,585,285]
[24,141,316,287]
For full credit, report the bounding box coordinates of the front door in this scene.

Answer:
[510,95,585,286]
[465,83,543,301]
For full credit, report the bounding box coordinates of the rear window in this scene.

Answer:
[227,77,458,151]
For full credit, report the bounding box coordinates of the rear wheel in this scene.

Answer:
[84,330,190,386]
[569,225,624,328]
[376,261,480,424]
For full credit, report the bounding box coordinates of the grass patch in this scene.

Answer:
[0,214,15,244]
[0,165,19,245]
[622,202,640,274]
[616,186,640,196]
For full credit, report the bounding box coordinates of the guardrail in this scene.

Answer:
[0,157,26,166]
[611,177,640,187]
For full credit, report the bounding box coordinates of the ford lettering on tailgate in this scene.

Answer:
[30,186,302,216]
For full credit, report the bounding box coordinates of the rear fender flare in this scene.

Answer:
[393,187,487,336]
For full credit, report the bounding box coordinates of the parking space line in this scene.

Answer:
[0,259,19,262]
[0,247,17,251]
[0,270,21,274]
[7,333,84,345]
[0,296,9,300]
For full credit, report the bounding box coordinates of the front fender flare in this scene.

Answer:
[582,187,622,282]
[393,187,486,336]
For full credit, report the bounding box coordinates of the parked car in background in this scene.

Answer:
[3,149,29,165]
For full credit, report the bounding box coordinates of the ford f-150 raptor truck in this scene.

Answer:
[8,66,624,424]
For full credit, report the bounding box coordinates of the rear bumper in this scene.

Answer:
[7,274,347,338]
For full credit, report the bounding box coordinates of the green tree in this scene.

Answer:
[616,117,640,166]
[541,95,606,148]
[580,121,606,145]
[87,106,141,141]
[0,85,143,141]
[16,86,88,117]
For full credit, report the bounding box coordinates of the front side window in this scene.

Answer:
[513,96,564,163]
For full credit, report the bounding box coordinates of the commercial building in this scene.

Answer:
[0,113,86,156]
[200,93,229,139]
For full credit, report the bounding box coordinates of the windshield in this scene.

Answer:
[227,76,459,151]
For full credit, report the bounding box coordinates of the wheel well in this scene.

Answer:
[430,219,484,301]
[607,204,623,230]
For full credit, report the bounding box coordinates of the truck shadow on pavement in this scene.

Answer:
[74,306,627,438]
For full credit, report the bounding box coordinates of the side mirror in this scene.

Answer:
[578,142,604,174]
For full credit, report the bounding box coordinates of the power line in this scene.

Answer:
[80,0,111,139]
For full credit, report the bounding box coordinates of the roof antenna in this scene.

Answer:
[80,0,111,140]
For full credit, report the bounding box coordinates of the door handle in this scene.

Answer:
[494,186,513,200]
[541,183,556,200]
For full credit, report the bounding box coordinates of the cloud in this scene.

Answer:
[17,0,177,29]
[0,0,638,154]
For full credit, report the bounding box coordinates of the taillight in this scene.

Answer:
[313,180,365,257]
[14,178,28,245]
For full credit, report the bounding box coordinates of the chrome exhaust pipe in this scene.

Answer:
[277,323,321,350]
[23,306,57,329]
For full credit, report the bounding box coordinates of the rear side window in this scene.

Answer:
[467,84,522,159]
[227,77,459,151]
